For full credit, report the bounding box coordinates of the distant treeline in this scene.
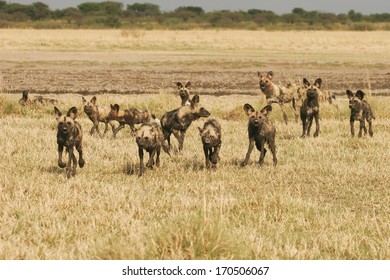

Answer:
[1,1,390,30]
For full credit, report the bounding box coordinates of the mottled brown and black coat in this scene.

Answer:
[346,89,374,137]
[198,119,221,169]
[300,78,321,138]
[161,95,210,151]
[108,104,153,137]
[242,104,277,166]
[19,90,58,106]
[55,106,85,178]
[177,82,191,106]
[135,122,170,176]
[82,96,115,138]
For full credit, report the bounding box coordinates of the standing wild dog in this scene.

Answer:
[135,122,170,176]
[82,96,116,138]
[177,82,191,106]
[19,90,58,106]
[258,71,299,124]
[54,106,85,178]
[242,104,277,166]
[161,95,211,151]
[108,104,154,137]
[198,119,221,169]
[295,81,337,111]
[300,78,321,138]
[346,89,375,137]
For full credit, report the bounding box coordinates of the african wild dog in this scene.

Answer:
[258,71,299,124]
[108,104,154,137]
[135,122,170,176]
[19,90,58,106]
[346,89,375,137]
[198,119,221,169]
[295,81,337,112]
[82,96,116,138]
[242,104,277,166]
[177,82,191,106]
[54,106,85,178]
[161,95,211,151]
[300,78,321,138]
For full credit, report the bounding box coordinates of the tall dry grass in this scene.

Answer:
[1,93,390,259]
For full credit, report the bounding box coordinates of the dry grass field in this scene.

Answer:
[0,30,390,260]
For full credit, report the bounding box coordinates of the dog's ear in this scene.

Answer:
[191,95,200,106]
[22,90,29,100]
[114,104,120,111]
[356,90,365,100]
[267,71,274,79]
[185,81,191,88]
[82,96,87,103]
[91,96,97,104]
[257,71,261,78]
[110,104,115,110]
[176,82,183,89]
[67,107,78,119]
[54,106,62,118]
[346,89,354,98]
[260,105,272,117]
[303,78,310,88]
[243,103,255,116]
[314,78,322,89]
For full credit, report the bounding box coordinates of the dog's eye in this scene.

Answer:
[67,121,72,125]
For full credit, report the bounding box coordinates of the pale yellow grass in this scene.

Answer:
[0,29,389,260]
[0,93,390,259]
[0,30,389,67]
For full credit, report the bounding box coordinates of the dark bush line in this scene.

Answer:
[0,1,389,30]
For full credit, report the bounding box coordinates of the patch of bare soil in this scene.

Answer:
[1,65,389,96]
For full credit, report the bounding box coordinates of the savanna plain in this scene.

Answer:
[0,29,390,259]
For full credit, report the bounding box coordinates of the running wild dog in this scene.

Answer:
[198,119,221,169]
[135,122,170,176]
[82,96,115,138]
[177,82,191,106]
[108,104,153,137]
[242,104,277,166]
[300,78,321,138]
[19,90,58,106]
[346,89,375,137]
[258,71,299,124]
[161,95,211,151]
[54,106,85,178]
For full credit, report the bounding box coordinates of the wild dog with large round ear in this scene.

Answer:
[135,122,170,176]
[107,103,154,138]
[198,119,222,169]
[82,96,116,138]
[257,71,300,124]
[300,78,321,138]
[242,104,277,167]
[176,81,191,106]
[55,106,85,178]
[346,89,374,137]
[161,94,211,152]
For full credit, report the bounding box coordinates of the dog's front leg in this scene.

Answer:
[146,150,156,168]
[241,139,254,166]
[313,113,320,137]
[58,144,66,168]
[259,139,267,166]
[203,146,211,169]
[138,147,144,176]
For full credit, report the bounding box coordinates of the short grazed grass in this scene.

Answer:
[1,94,389,259]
